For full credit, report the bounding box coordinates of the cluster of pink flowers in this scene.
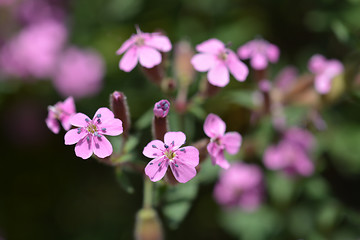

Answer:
[0,1,105,99]
[263,127,315,176]
[308,54,344,94]
[214,163,264,211]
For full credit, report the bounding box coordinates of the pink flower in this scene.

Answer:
[263,127,314,176]
[191,38,248,87]
[203,113,242,169]
[143,132,199,183]
[53,47,105,98]
[116,27,172,72]
[153,99,170,118]
[214,163,264,211]
[46,96,76,134]
[0,20,67,79]
[308,54,343,94]
[237,39,280,70]
[64,107,123,159]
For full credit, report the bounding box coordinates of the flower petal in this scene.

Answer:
[315,74,332,94]
[237,43,252,59]
[119,47,138,72]
[93,135,113,158]
[138,46,162,68]
[169,161,197,183]
[69,113,90,128]
[207,63,229,87]
[143,140,165,158]
[100,119,123,136]
[60,115,72,131]
[62,96,76,115]
[227,51,248,82]
[75,135,93,159]
[222,132,242,154]
[176,146,199,167]
[145,35,172,52]
[164,131,186,149]
[207,142,221,158]
[46,112,60,134]
[293,153,314,176]
[93,107,114,121]
[266,44,280,62]
[203,113,226,138]
[250,53,267,70]
[64,128,87,145]
[145,156,168,182]
[214,152,230,169]
[191,53,216,72]
[116,37,135,55]
[308,54,326,74]
[196,38,225,54]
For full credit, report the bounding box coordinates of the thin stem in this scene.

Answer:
[143,177,153,208]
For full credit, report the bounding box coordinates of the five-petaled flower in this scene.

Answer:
[308,54,344,94]
[143,132,199,183]
[203,113,242,169]
[116,26,172,72]
[46,96,76,134]
[237,38,280,70]
[64,107,123,159]
[191,38,248,87]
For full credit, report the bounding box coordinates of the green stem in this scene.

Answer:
[143,177,153,208]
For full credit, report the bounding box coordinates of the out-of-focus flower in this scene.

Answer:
[0,0,13,6]
[308,54,344,94]
[17,0,65,24]
[174,40,195,86]
[0,20,67,78]
[274,66,298,92]
[64,107,123,159]
[53,47,105,98]
[143,132,199,183]
[116,26,172,72]
[263,127,314,176]
[214,163,264,211]
[46,96,76,134]
[237,39,280,70]
[153,99,170,118]
[203,113,242,169]
[191,38,248,87]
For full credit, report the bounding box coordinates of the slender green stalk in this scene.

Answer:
[143,177,153,208]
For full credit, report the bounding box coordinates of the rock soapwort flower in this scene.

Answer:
[64,107,123,159]
[237,38,280,70]
[143,132,199,183]
[46,96,76,134]
[191,38,248,87]
[308,54,344,94]
[203,113,242,169]
[214,163,264,211]
[116,26,172,72]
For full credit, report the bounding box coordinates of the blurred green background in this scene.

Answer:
[1,0,360,239]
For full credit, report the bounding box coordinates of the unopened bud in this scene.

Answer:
[134,208,163,240]
[174,40,195,87]
[152,100,169,141]
[153,99,170,118]
[110,91,131,139]
[199,77,221,98]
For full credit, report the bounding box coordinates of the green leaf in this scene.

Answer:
[226,90,256,109]
[161,181,199,229]
[267,172,296,206]
[123,135,139,153]
[135,108,153,130]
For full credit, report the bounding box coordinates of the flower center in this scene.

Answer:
[135,36,145,46]
[164,150,176,160]
[218,50,229,61]
[87,123,98,134]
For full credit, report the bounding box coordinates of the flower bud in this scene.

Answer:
[134,208,163,240]
[152,100,170,141]
[110,91,131,139]
[174,40,195,87]
[141,64,165,86]
[153,99,170,118]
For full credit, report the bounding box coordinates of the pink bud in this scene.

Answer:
[153,100,170,118]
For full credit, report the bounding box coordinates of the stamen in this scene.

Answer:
[102,128,106,131]
[97,119,101,124]
[152,145,157,148]
[158,162,162,167]
[86,136,90,141]
[97,114,101,118]
[175,163,179,167]
[85,118,90,122]
[180,148,186,152]
[164,144,169,149]
[171,141,174,146]
[77,128,82,134]
[149,163,153,165]
[163,103,169,110]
